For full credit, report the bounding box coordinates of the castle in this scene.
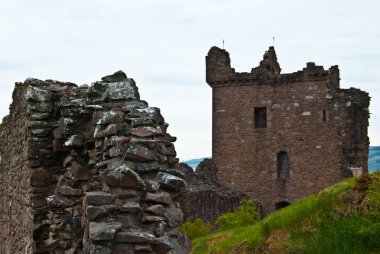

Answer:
[0,47,372,253]
[206,46,370,214]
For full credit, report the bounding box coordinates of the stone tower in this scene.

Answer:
[206,46,370,214]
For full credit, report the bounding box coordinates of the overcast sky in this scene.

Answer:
[0,0,379,160]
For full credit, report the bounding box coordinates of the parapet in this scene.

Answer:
[206,46,340,88]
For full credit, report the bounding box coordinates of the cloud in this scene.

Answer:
[0,0,379,158]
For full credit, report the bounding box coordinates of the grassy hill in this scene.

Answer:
[191,172,380,254]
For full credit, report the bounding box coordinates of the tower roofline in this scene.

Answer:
[206,46,340,89]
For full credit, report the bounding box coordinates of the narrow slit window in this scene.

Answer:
[254,107,267,128]
[322,110,327,122]
[277,151,289,180]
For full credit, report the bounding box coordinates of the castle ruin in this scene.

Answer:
[206,46,370,214]
[0,71,189,254]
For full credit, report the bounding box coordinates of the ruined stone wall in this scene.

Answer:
[206,46,370,214]
[177,159,248,223]
[0,71,189,254]
[0,83,32,254]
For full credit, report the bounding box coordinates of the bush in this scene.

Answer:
[179,218,212,240]
[352,173,373,192]
[216,199,260,230]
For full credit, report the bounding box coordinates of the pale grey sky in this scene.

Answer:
[0,0,379,160]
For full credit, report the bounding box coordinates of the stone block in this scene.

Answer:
[105,164,146,189]
[28,101,53,112]
[26,86,52,102]
[136,162,160,173]
[120,202,142,213]
[69,162,93,181]
[156,172,186,191]
[86,206,107,221]
[159,144,176,156]
[123,143,156,162]
[145,192,172,205]
[115,231,158,244]
[101,70,128,83]
[141,215,164,223]
[129,118,154,127]
[123,101,149,112]
[96,111,124,125]
[165,207,183,228]
[46,195,74,213]
[28,120,51,128]
[85,192,116,205]
[161,168,185,178]
[154,234,174,254]
[30,128,50,137]
[132,127,162,138]
[144,204,165,216]
[105,80,139,101]
[89,222,122,241]
[24,77,48,87]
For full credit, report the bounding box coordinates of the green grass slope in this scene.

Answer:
[192,173,380,254]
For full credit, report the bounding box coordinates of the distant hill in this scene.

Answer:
[184,158,210,169]
[186,146,380,172]
[369,146,380,172]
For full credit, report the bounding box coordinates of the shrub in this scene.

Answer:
[352,173,373,192]
[216,199,260,230]
[179,218,212,240]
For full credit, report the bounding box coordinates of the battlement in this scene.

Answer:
[206,46,340,88]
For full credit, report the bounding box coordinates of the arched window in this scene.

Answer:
[275,201,290,210]
[277,151,289,180]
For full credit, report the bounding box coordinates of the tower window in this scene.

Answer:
[277,151,289,180]
[275,201,290,210]
[254,107,267,128]
[322,110,327,122]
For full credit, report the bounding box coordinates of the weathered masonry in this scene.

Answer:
[206,46,370,214]
[0,71,189,254]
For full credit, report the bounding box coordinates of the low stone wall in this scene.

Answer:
[177,159,248,223]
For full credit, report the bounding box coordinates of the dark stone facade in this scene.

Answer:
[206,46,370,214]
[176,159,248,224]
[0,71,189,254]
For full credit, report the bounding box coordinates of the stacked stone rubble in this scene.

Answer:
[0,71,189,253]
